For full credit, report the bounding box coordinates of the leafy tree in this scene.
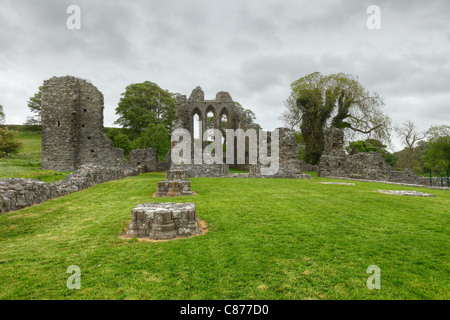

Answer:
[131,123,171,160]
[0,104,5,124]
[347,140,378,153]
[0,128,22,157]
[425,136,450,172]
[394,120,426,169]
[235,103,261,130]
[383,151,398,168]
[281,72,391,164]
[347,139,397,167]
[424,125,450,173]
[293,131,307,160]
[426,125,450,142]
[105,127,122,141]
[414,140,431,173]
[113,134,132,155]
[394,148,411,171]
[114,81,175,137]
[25,86,43,125]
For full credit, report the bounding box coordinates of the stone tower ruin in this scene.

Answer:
[41,76,126,171]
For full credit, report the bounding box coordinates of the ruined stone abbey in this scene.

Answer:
[1,74,444,221]
[38,76,308,180]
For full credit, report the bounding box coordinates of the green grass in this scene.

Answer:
[0,126,448,300]
[0,172,448,300]
[229,168,249,173]
[0,127,71,182]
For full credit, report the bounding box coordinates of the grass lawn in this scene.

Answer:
[0,172,448,300]
[229,168,249,174]
[0,127,71,182]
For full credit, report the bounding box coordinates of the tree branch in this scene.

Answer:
[349,124,382,134]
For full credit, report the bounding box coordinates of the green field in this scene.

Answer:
[0,127,448,300]
[0,126,71,182]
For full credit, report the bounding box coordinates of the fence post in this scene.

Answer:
[441,174,444,188]
[430,169,432,186]
[447,170,449,188]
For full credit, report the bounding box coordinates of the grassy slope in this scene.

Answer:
[0,172,448,300]
[0,127,71,182]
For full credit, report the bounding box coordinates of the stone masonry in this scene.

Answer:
[129,149,171,173]
[171,87,311,179]
[41,76,128,171]
[155,170,194,197]
[41,75,168,174]
[249,128,312,179]
[170,86,239,177]
[318,127,434,186]
[124,202,201,240]
[0,165,139,214]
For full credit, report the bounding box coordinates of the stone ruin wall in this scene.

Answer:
[171,87,309,179]
[41,75,170,173]
[0,76,173,214]
[41,76,127,171]
[129,149,171,173]
[249,127,311,179]
[318,127,433,186]
[0,165,140,214]
[170,86,238,177]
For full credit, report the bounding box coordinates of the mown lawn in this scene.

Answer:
[0,127,71,182]
[0,172,448,300]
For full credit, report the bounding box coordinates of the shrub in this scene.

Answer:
[0,127,22,157]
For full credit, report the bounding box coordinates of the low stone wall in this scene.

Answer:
[389,170,427,185]
[0,165,140,214]
[170,164,229,177]
[129,149,171,173]
[250,163,312,179]
[299,160,318,172]
[426,176,450,188]
[317,127,442,186]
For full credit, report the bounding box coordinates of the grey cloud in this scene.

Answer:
[238,53,319,92]
[0,0,448,144]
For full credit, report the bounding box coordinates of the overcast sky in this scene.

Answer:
[1,0,449,151]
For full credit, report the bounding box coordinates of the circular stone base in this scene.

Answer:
[375,190,436,197]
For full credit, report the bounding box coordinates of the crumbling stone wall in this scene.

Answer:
[173,86,267,176]
[250,128,311,179]
[170,164,229,177]
[299,161,318,172]
[171,87,310,179]
[174,87,240,139]
[171,87,240,177]
[273,127,306,178]
[318,127,430,185]
[41,76,128,171]
[129,149,171,173]
[0,165,139,214]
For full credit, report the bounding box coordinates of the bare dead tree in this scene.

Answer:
[394,120,426,169]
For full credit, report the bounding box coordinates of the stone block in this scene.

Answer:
[155,170,194,197]
[124,202,200,240]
